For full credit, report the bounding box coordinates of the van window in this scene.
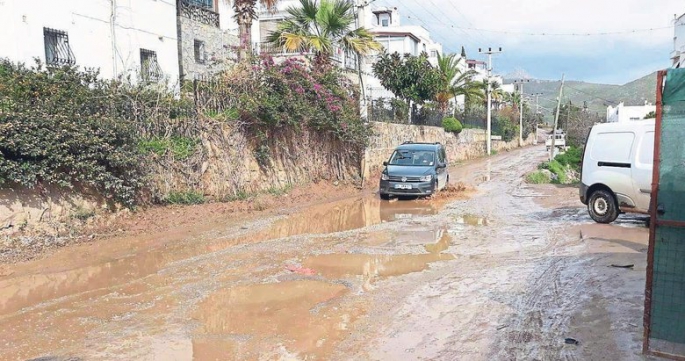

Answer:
[590,132,635,163]
[638,131,655,165]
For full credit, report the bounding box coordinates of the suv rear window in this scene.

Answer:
[388,150,435,166]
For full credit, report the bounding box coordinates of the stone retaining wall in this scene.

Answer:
[362,122,536,179]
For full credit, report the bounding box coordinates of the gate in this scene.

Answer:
[644,68,685,359]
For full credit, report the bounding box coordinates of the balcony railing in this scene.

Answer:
[253,42,359,70]
[254,42,313,56]
[179,0,220,28]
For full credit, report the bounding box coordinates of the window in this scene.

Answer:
[590,132,635,163]
[431,50,438,58]
[630,117,641,121]
[381,19,389,27]
[194,40,206,64]
[140,49,162,83]
[43,28,75,66]
[388,150,436,166]
[184,0,213,10]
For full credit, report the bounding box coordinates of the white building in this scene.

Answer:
[362,6,443,99]
[672,12,685,68]
[251,0,358,70]
[0,0,180,84]
[606,102,656,123]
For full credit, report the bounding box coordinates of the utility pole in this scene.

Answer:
[531,92,542,145]
[478,47,503,155]
[354,0,371,121]
[514,79,530,147]
[550,74,565,160]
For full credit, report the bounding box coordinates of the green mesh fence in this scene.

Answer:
[649,68,685,355]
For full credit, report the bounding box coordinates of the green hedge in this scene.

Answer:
[0,60,148,207]
[442,117,463,134]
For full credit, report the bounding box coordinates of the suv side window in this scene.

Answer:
[438,147,446,164]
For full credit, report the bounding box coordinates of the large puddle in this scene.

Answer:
[192,280,358,360]
[302,252,455,279]
[0,197,442,318]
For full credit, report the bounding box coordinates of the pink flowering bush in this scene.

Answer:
[234,56,370,147]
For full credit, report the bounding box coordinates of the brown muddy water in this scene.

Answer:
[1,146,652,361]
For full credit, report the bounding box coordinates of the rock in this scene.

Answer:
[333,181,340,186]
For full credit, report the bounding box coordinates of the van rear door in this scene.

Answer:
[588,130,638,208]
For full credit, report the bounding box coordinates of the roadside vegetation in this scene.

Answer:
[0,52,371,208]
[527,146,582,185]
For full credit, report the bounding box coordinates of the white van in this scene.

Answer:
[579,119,655,223]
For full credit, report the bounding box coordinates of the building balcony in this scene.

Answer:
[254,42,313,56]
[179,0,220,28]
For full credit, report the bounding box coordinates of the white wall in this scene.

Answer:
[674,13,685,68]
[0,0,179,84]
[607,102,656,123]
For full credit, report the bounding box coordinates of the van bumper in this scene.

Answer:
[579,183,589,205]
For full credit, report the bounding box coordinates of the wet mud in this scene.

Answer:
[1,146,651,361]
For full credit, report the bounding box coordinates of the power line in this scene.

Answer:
[563,84,619,105]
[425,24,673,37]
[443,1,491,45]
[423,0,478,48]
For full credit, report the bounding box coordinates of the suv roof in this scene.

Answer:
[395,142,441,151]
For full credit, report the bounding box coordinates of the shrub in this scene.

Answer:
[493,113,518,142]
[236,56,371,147]
[554,146,582,171]
[139,136,199,160]
[545,160,568,184]
[165,191,205,205]
[442,117,463,134]
[526,171,551,184]
[0,60,149,207]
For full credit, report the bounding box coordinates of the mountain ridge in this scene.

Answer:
[503,71,657,120]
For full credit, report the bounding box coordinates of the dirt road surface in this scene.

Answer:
[0,146,653,361]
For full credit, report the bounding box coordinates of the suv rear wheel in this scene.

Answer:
[588,189,619,224]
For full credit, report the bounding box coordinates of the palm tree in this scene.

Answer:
[485,80,504,109]
[434,53,483,113]
[503,91,522,109]
[267,0,381,67]
[227,0,280,58]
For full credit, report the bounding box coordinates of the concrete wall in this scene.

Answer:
[363,122,535,178]
[0,0,179,84]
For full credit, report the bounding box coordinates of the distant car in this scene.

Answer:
[546,130,566,151]
[580,119,654,223]
[379,142,449,199]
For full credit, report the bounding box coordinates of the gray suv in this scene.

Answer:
[379,142,450,199]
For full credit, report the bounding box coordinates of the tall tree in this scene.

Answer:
[228,0,280,59]
[372,52,442,105]
[434,53,482,113]
[267,0,381,67]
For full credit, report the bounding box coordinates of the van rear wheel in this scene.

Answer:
[588,190,619,224]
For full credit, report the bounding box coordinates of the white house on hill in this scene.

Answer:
[606,102,656,123]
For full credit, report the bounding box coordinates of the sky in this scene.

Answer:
[370,0,684,84]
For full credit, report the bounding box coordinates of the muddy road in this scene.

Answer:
[0,146,651,361]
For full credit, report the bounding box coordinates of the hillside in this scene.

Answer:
[504,72,657,122]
